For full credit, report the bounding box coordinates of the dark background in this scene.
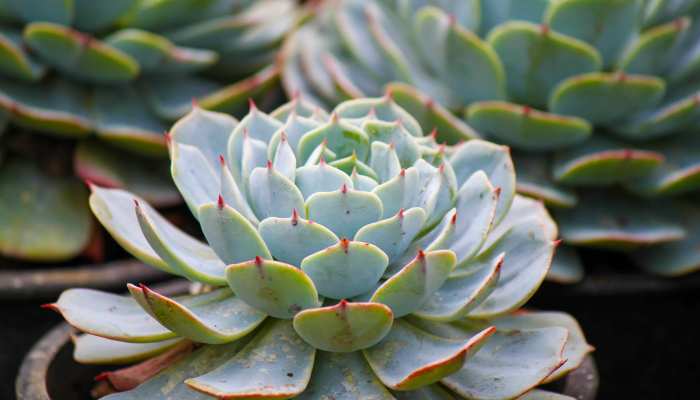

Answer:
[2,253,699,399]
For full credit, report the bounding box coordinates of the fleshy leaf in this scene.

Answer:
[555,191,685,248]
[293,300,394,352]
[553,137,664,185]
[362,117,423,166]
[373,167,421,218]
[493,311,594,382]
[186,320,315,399]
[545,0,642,67]
[101,340,246,400]
[364,320,495,391]
[449,140,515,224]
[467,101,591,151]
[549,73,666,125]
[0,159,90,261]
[197,201,271,265]
[414,253,503,322]
[24,22,139,83]
[547,246,585,284]
[132,203,221,285]
[226,257,321,319]
[435,324,568,400]
[633,202,700,276]
[370,141,403,183]
[73,335,183,365]
[258,212,339,267]
[248,164,305,220]
[301,239,389,299]
[427,171,498,263]
[488,21,602,108]
[49,289,175,343]
[386,83,479,145]
[355,207,427,266]
[133,286,266,345]
[306,185,383,239]
[170,142,219,218]
[371,250,456,318]
[169,106,238,173]
[512,152,578,208]
[468,218,557,318]
[296,351,394,400]
[89,186,172,272]
[295,162,353,199]
[334,95,423,138]
[618,17,690,75]
[297,116,370,163]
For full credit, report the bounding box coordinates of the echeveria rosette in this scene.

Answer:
[0,0,304,262]
[47,97,592,399]
[281,0,700,278]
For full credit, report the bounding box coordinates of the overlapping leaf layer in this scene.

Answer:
[0,0,302,261]
[50,98,592,399]
[282,0,700,278]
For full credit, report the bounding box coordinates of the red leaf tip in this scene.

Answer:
[451,212,458,225]
[217,194,225,209]
[417,249,426,260]
[540,24,550,35]
[553,239,563,248]
[522,106,532,117]
[429,128,438,139]
[267,160,273,170]
[340,238,350,253]
[191,98,199,108]
[400,169,406,177]
[40,303,58,312]
[248,98,258,111]
[397,208,405,219]
[494,187,502,197]
[218,155,225,166]
[254,255,263,265]
[291,208,299,225]
[94,372,110,382]
[338,299,349,308]
[341,183,348,193]
[133,199,140,208]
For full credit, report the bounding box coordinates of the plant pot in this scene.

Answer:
[0,260,168,301]
[16,305,599,399]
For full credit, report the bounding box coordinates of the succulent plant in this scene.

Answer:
[46,97,592,399]
[281,0,700,280]
[0,0,303,262]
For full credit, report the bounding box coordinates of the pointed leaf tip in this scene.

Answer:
[341,183,348,193]
[217,194,225,209]
[291,208,299,225]
[40,303,58,312]
[248,98,257,111]
[218,155,225,166]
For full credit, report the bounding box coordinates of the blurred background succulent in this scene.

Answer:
[282,0,700,281]
[46,97,593,399]
[0,0,305,264]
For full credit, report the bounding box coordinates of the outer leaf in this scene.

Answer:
[49,288,175,343]
[296,351,395,400]
[73,335,183,365]
[102,340,247,400]
[364,320,495,391]
[133,286,266,345]
[187,320,315,399]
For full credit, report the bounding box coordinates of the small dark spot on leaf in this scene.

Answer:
[287,372,294,377]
